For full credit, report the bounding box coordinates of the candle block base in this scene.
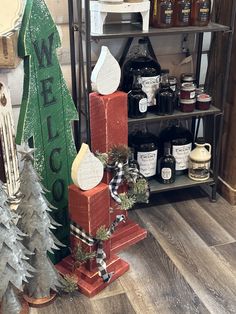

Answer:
[56,254,129,298]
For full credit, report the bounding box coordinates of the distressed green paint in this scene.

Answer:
[16,0,78,261]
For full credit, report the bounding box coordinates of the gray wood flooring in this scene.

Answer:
[30,187,236,314]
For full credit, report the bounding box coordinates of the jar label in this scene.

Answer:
[141,75,160,106]
[161,167,172,180]
[179,2,191,23]
[189,161,210,179]
[137,149,158,177]
[190,91,196,99]
[139,98,148,113]
[198,3,210,22]
[160,3,173,25]
[172,143,192,170]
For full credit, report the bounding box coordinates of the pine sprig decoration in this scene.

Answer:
[108,145,130,164]
[96,225,110,241]
[60,274,78,294]
[95,152,109,167]
[72,244,96,265]
[133,178,148,195]
[119,193,136,210]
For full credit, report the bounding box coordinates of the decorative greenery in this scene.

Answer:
[95,152,109,167]
[72,244,96,266]
[119,193,136,210]
[60,274,78,294]
[96,225,110,241]
[108,145,130,164]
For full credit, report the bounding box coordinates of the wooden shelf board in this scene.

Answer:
[149,175,214,193]
[90,22,229,39]
[128,105,221,124]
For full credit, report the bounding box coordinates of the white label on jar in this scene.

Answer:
[190,91,196,99]
[141,75,160,106]
[137,150,158,177]
[170,85,176,92]
[172,143,192,171]
[161,168,172,180]
[139,98,148,113]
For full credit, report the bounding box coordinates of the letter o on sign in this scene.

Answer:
[52,179,65,202]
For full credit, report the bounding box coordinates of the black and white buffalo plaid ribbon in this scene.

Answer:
[70,214,126,282]
[108,162,124,204]
[108,161,150,204]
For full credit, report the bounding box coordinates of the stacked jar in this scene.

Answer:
[150,0,211,28]
[179,73,196,112]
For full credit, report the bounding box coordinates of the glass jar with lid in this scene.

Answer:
[191,0,211,26]
[150,0,174,28]
[173,0,191,27]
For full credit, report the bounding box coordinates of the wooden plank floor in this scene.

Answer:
[30,187,236,314]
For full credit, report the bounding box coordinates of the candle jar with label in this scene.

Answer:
[180,98,196,112]
[180,83,196,99]
[121,38,161,110]
[191,0,211,26]
[180,73,196,84]
[196,93,211,110]
[173,0,191,27]
[158,143,176,184]
[150,0,174,28]
[158,122,193,175]
[129,127,159,179]
[188,137,211,181]
[128,74,148,118]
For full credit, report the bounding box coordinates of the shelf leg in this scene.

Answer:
[211,184,217,202]
[141,10,150,31]
[90,10,107,35]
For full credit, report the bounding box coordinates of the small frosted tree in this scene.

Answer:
[0,182,34,314]
[17,146,63,299]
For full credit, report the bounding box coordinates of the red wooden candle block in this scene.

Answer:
[68,183,110,271]
[89,91,147,254]
[90,91,128,153]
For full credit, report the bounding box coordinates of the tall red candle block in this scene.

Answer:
[90,91,147,254]
[90,91,128,153]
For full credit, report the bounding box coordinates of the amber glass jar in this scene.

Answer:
[173,0,191,27]
[150,0,174,28]
[191,0,211,26]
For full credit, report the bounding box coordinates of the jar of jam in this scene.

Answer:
[180,73,196,84]
[180,83,196,99]
[196,93,211,110]
[150,0,174,28]
[180,98,196,112]
[173,0,191,27]
[191,0,211,26]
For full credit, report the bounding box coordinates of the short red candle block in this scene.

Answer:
[68,183,111,271]
[90,91,128,153]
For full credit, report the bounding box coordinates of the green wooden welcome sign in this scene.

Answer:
[16,0,78,261]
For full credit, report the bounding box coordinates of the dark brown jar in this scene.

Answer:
[173,0,191,27]
[150,0,174,28]
[191,0,211,26]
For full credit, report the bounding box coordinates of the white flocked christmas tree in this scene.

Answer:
[0,182,34,314]
[17,146,63,300]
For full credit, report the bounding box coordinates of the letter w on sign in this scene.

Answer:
[16,0,78,260]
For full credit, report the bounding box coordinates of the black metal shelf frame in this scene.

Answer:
[67,0,235,201]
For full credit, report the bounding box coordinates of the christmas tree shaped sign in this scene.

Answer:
[16,0,78,257]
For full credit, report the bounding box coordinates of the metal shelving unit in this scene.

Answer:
[68,0,234,201]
